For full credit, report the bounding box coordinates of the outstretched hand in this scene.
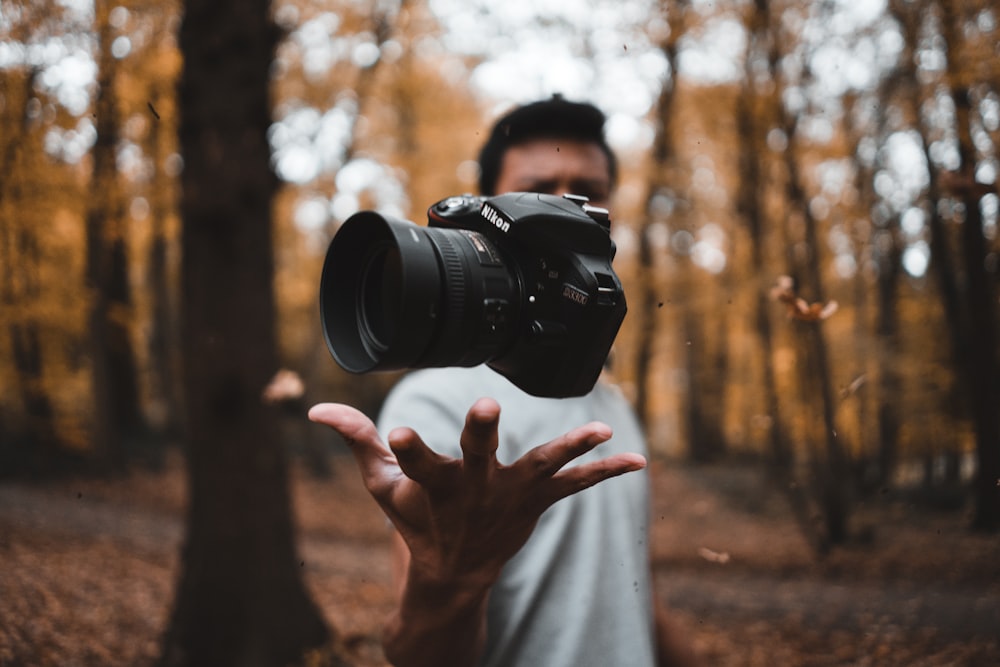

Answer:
[308,398,646,588]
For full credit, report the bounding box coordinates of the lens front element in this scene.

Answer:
[357,242,401,356]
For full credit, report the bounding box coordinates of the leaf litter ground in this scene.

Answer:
[1,452,997,666]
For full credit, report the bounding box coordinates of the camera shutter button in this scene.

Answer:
[582,204,610,229]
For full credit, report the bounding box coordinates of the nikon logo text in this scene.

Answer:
[481,204,510,233]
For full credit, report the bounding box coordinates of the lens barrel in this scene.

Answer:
[320,211,520,374]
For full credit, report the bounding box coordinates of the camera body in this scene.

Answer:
[319,192,627,398]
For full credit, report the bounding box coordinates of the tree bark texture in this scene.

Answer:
[160,1,332,664]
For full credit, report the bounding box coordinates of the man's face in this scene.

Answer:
[493,139,612,209]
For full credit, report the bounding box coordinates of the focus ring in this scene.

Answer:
[427,228,466,327]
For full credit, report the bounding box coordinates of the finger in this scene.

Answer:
[459,397,501,477]
[523,421,615,478]
[308,403,396,485]
[546,453,647,505]
[387,426,454,490]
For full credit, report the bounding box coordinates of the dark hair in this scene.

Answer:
[476,95,618,196]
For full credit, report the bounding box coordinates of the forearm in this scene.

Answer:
[383,568,491,667]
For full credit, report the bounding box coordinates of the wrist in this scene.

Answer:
[400,559,494,615]
[383,562,493,667]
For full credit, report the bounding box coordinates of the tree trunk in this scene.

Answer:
[146,83,184,447]
[846,84,901,492]
[740,0,828,554]
[874,233,902,489]
[895,0,1000,531]
[783,164,851,546]
[939,0,1000,531]
[86,1,145,470]
[0,68,61,473]
[681,308,728,462]
[635,0,686,430]
[770,0,851,547]
[160,1,332,664]
[736,21,789,470]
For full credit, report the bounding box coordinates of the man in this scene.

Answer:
[310,97,699,666]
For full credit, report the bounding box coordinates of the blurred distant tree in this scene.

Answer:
[380,0,481,212]
[887,0,956,497]
[775,3,852,547]
[845,86,901,492]
[0,67,61,471]
[736,0,825,550]
[736,0,853,550]
[139,4,184,446]
[889,0,999,530]
[934,0,999,530]
[160,0,333,664]
[85,0,145,470]
[0,0,96,472]
[636,0,686,432]
[145,78,184,444]
[648,1,731,462]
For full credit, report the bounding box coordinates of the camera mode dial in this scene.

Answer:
[432,194,482,219]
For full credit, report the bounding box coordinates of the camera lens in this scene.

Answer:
[320,211,520,374]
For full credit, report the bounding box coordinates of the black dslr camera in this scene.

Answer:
[319,192,627,398]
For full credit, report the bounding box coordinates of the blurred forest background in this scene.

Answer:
[1,0,999,664]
